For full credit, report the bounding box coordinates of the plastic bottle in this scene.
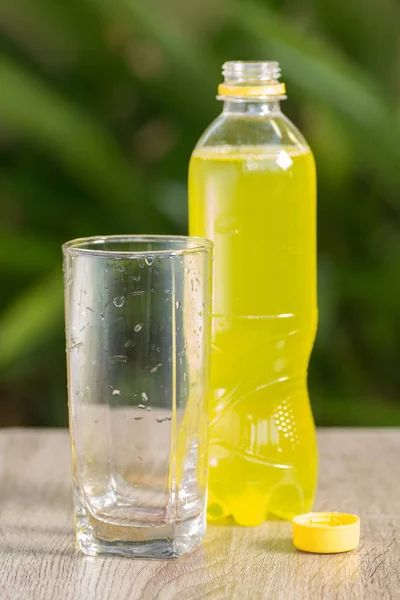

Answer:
[188,61,318,525]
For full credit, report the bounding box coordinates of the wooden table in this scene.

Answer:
[0,429,399,599]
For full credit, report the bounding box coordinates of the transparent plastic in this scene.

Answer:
[222,60,281,83]
[189,62,318,526]
[63,235,212,557]
[217,60,286,100]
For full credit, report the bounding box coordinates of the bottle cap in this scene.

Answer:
[292,512,360,554]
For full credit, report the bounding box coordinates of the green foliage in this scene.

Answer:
[0,271,62,369]
[0,0,399,425]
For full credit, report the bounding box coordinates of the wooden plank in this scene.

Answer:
[0,429,399,599]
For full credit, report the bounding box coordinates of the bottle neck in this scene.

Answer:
[222,100,282,116]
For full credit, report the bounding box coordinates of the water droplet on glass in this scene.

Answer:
[110,354,128,363]
[175,300,180,309]
[86,385,92,391]
[113,296,125,308]
[156,346,161,352]
[112,389,121,396]
[134,323,143,333]
[141,392,148,402]
[69,342,83,350]
[131,290,145,296]
[145,256,155,266]
[124,339,135,348]
[150,363,162,374]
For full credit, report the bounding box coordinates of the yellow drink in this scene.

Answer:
[189,145,318,525]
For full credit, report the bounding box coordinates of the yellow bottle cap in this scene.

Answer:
[292,512,360,554]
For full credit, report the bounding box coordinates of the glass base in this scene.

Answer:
[76,512,206,559]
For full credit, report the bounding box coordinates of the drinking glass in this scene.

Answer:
[63,235,212,558]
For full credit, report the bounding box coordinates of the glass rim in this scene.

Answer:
[62,234,213,258]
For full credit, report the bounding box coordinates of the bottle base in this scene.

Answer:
[207,477,317,526]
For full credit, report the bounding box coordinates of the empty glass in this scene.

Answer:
[63,235,212,558]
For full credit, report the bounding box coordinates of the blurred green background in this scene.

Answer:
[0,0,399,427]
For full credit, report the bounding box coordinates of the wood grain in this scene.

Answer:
[0,428,399,599]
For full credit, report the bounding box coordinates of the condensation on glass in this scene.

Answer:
[63,235,212,558]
